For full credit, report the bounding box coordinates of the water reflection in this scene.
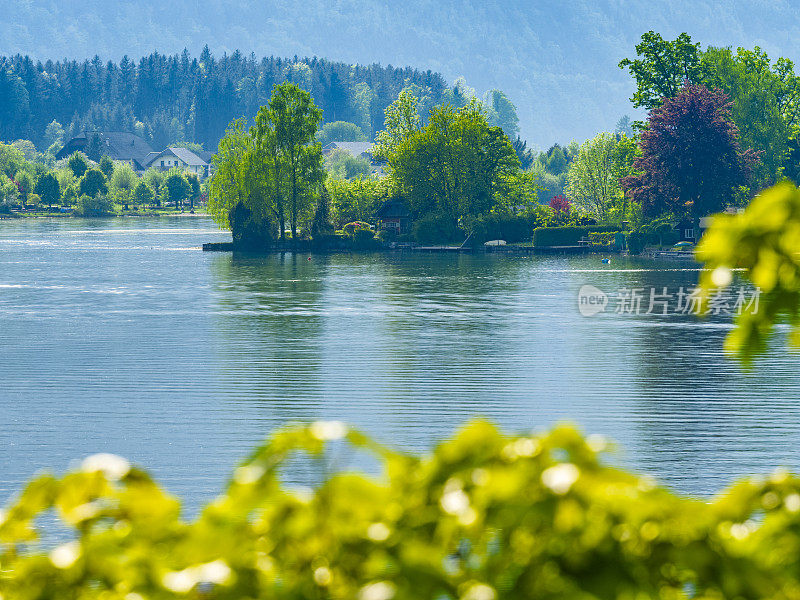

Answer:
[2,218,800,513]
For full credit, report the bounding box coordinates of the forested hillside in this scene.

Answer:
[0,48,449,152]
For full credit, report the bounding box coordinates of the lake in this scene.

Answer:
[1,216,798,513]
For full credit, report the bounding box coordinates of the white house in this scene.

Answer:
[144,147,213,179]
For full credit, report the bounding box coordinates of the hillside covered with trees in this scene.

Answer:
[0,49,451,153]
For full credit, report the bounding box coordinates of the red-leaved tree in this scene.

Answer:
[549,194,570,213]
[621,82,758,218]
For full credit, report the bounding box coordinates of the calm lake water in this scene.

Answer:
[1,216,798,511]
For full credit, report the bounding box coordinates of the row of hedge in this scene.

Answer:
[532,225,621,247]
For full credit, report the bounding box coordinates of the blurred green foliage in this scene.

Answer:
[698,181,800,363]
[6,420,800,599]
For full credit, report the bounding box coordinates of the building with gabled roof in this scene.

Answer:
[144,147,211,179]
[56,132,154,171]
[375,198,411,234]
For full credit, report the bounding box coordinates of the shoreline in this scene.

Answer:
[0,210,210,220]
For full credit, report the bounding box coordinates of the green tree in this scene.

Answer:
[566,132,633,222]
[75,193,113,217]
[12,139,38,162]
[109,163,137,209]
[85,133,103,162]
[483,89,520,139]
[14,170,34,207]
[43,119,64,151]
[186,173,201,210]
[68,152,89,178]
[208,120,262,228]
[619,31,703,110]
[701,46,800,188]
[440,76,477,109]
[10,419,800,599]
[698,182,800,362]
[512,137,535,170]
[34,172,60,208]
[61,184,77,207]
[79,168,108,198]
[0,142,26,178]
[209,118,281,249]
[99,155,115,179]
[251,109,288,238]
[311,184,334,237]
[388,100,519,236]
[373,89,422,162]
[269,82,325,242]
[326,175,391,227]
[143,169,165,207]
[0,174,19,206]
[317,121,367,146]
[324,148,372,179]
[133,180,154,207]
[615,115,634,137]
[164,170,191,210]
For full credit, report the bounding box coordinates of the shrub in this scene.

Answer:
[626,231,648,254]
[229,202,275,250]
[79,168,108,198]
[549,194,570,213]
[661,229,680,246]
[532,225,619,247]
[5,421,800,599]
[61,185,78,206]
[310,233,343,250]
[351,227,379,250]
[342,221,372,235]
[533,226,587,246]
[74,194,114,217]
[468,213,536,245]
[587,231,618,246]
[412,213,462,244]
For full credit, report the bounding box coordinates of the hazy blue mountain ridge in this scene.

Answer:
[4,0,800,146]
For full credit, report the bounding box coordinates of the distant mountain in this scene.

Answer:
[3,0,800,146]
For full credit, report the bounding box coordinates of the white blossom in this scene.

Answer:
[462,583,497,600]
[233,464,265,485]
[710,266,733,288]
[786,493,800,513]
[81,453,130,480]
[541,463,579,494]
[49,541,80,569]
[367,522,391,541]
[311,421,348,440]
[314,566,332,586]
[359,581,396,600]
[441,489,470,515]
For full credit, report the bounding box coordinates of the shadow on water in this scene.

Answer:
[210,252,326,423]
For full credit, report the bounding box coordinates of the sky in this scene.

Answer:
[4,0,800,147]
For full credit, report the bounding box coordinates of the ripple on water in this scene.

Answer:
[0,216,799,514]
